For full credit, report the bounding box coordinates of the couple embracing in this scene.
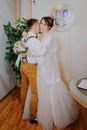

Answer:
[20,17,79,130]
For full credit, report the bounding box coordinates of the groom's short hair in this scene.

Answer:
[27,18,39,31]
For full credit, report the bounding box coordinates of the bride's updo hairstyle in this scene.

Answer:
[40,16,54,30]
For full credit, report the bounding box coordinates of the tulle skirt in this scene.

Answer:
[23,66,79,130]
[36,65,79,130]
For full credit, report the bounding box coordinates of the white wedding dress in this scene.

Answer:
[22,30,79,130]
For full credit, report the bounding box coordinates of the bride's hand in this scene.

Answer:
[27,52,32,56]
[22,52,27,56]
[22,52,33,56]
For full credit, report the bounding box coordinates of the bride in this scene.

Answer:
[23,16,79,130]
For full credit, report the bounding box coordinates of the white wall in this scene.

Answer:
[32,0,87,86]
[0,0,16,100]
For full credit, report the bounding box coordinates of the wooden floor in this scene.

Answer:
[0,87,87,130]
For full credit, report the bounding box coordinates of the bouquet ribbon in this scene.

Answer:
[15,54,22,67]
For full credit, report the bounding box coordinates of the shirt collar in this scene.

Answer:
[28,31,36,37]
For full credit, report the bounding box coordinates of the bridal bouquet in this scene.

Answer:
[13,40,28,55]
[13,40,28,67]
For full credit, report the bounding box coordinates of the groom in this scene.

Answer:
[20,18,41,124]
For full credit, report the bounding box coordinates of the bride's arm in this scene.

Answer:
[27,45,49,57]
[27,35,51,57]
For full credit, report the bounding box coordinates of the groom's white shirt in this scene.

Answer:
[26,32,41,64]
[28,32,51,61]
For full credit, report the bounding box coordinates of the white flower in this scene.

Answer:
[13,40,28,54]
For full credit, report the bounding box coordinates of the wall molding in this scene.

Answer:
[15,0,32,19]
[27,0,32,19]
[15,0,20,19]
